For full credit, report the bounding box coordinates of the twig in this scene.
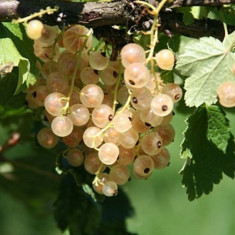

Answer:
[0,132,21,154]
[0,155,60,181]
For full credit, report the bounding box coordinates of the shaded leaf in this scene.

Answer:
[180,106,235,200]
[160,70,174,84]
[54,176,101,235]
[0,68,18,105]
[98,189,136,235]
[206,105,231,153]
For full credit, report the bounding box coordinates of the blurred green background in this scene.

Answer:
[1,109,235,235]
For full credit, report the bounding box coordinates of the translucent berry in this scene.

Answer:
[51,116,73,137]
[62,25,92,53]
[44,92,68,117]
[83,126,103,148]
[151,94,174,117]
[26,20,44,40]
[133,155,154,178]
[80,84,104,108]
[155,49,175,70]
[92,104,113,128]
[217,81,235,108]
[84,152,106,174]
[68,104,90,126]
[162,83,183,103]
[110,164,130,185]
[37,127,59,149]
[141,132,163,155]
[66,148,84,167]
[151,148,170,169]
[121,43,145,68]
[98,143,119,165]
[102,181,118,197]
[112,113,132,133]
[124,63,150,89]
[89,51,109,70]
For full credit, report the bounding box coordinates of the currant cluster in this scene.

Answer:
[25,20,182,197]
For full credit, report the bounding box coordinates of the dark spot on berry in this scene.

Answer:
[113,190,118,196]
[175,94,180,100]
[157,141,162,148]
[129,80,135,85]
[108,114,113,121]
[132,97,138,104]
[162,105,168,111]
[144,168,150,174]
[145,122,151,127]
[32,91,37,98]
[101,52,106,57]
[94,69,99,75]
[113,71,118,78]
[128,117,132,121]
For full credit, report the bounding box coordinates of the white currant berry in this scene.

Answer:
[155,49,175,70]
[217,81,235,108]
[26,20,44,40]
[151,94,174,117]
[121,43,146,68]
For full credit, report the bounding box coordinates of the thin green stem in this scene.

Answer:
[219,10,228,40]
[0,157,60,181]
[92,163,104,186]
[116,89,132,114]
[13,6,58,23]
[68,29,93,99]
[112,60,122,113]
[134,1,157,13]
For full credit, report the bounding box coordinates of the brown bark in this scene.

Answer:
[0,0,234,40]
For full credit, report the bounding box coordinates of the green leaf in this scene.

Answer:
[180,106,235,200]
[176,7,194,25]
[0,37,29,93]
[206,105,231,153]
[176,32,235,107]
[191,6,209,20]
[183,11,194,25]
[82,183,98,201]
[176,7,194,26]
[0,23,38,93]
